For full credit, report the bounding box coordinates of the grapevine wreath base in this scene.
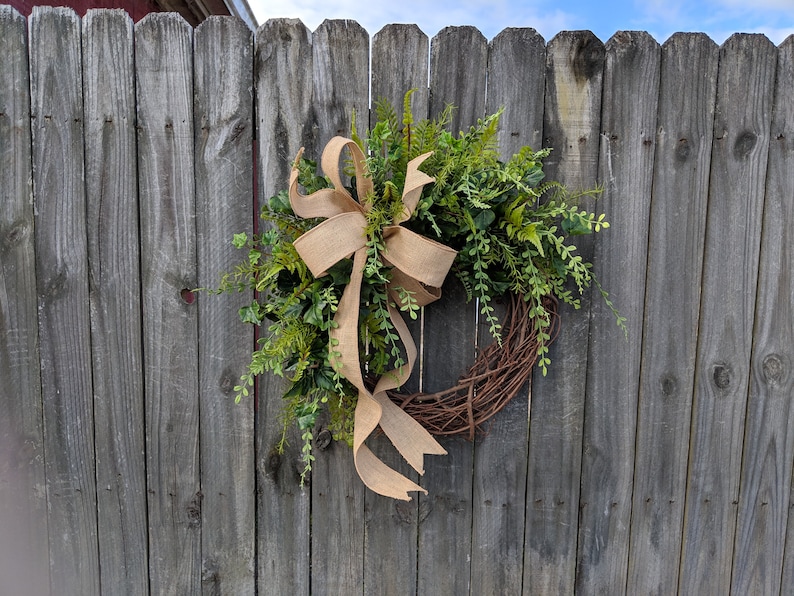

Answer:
[381,293,560,440]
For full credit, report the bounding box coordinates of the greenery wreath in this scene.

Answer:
[211,91,624,489]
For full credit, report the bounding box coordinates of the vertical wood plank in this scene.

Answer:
[364,23,430,596]
[468,27,545,596]
[371,23,429,115]
[256,18,316,209]
[576,31,660,593]
[310,18,370,596]
[82,9,148,595]
[625,33,718,594]
[523,31,604,595]
[135,13,201,595]
[729,35,793,595]
[194,16,255,595]
[417,25,487,596]
[312,19,369,151]
[254,17,313,596]
[487,28,546,154]
[429,26,487,133]
[0,7,49,596]
[678,34,777,595]
[29,7,99,594]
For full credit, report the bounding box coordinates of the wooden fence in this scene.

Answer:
[1,5,793,594]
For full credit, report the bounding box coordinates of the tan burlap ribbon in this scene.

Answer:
[289,136,457,499]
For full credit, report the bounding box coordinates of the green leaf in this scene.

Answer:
[473,209,496,231]
[562,212,593,236]
[523,223,544,257]
[239,303,263,325]
[232,232,248,248]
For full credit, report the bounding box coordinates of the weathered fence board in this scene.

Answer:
[309,20,370,596]
[626,32,718,594]
[577,30,660,592]
[254,17,312,596]
[364,23,430,596]
[679,33,777,595]
[416,25,487,596]
[30,8,99,594]
[0,7,49,596]
[524,30,604,595]
[6,8,794,594]
[730,34,794,595]
[468,27,546,596]
[82,9,149,594]
[135,13,201,595]
[195,16,256,594]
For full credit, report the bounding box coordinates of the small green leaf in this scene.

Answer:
[232,232,248,248]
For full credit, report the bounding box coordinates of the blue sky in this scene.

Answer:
[248,0,794,45]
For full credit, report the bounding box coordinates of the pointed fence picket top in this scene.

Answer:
[2,6,793,594]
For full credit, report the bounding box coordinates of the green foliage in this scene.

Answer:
[210,90,623,480]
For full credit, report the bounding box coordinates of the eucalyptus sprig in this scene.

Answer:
[210,90,623,481]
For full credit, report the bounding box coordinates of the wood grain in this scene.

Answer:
[309,19,370,596]
[626,33,718,595]
[0,7,49,596]
[364,22,430,596]
[195,16,256,595]
[417,25,487,596]
[135,13,201,595]
[82,9,148,595]
[469,27,546,596]
[524,30,605,595]
[576,31,660,593]
[678,34,777,595]
[30,7,99,594]
[729,35,792,595]
[254,18,314,596]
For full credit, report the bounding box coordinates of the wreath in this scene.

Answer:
[212,92,623,499]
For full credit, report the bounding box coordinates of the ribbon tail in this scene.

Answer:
[370,301,446,473]
[372,390,447,474]
[354,443,427,500]
[352,391,427,500]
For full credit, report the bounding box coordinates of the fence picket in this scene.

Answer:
[625,32,718,594]
[254,17,313,595]
[523,31,605,595]
[0,7,49,596]
[82,9,149,594]
[576,30,660,592]
[194,16,256,594]
[30,7,99,594]
[728,34,793,594]
[416,25,488,596]
[135,13,201,595]
[679,34,777,595]
[309,19,370,596]
[468,27,546,596]
[363,23,431,596]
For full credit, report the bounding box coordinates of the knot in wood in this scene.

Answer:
[712,363,732,391]
[2,220,29,251]
[315,428,332,450]
[186,491,203,527]
[660,374,678,397]
[762,354,784,386]
[733,131,757,159]
[675,138,691,162]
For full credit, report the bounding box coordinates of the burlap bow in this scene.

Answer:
[289,136,457,499]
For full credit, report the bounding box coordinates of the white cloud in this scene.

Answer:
[714,0,794,8]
